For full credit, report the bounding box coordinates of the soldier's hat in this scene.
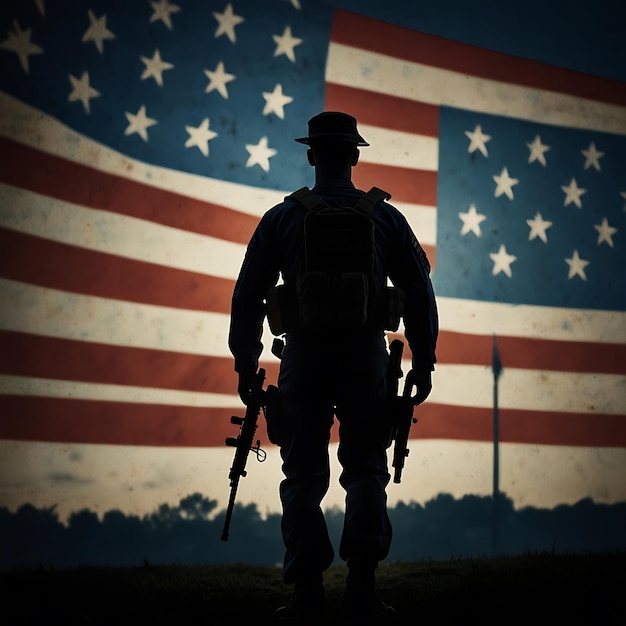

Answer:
[295,111,369,146]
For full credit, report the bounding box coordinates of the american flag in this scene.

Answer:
[1,1,625,516]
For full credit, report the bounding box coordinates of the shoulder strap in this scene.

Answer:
[288,186,390,215]
[287,187,328,213]
[354,187,391,217]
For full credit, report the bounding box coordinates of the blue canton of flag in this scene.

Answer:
[434,107,626,312]
[0,0,333,192]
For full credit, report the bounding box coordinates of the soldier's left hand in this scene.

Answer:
[412,371,432,405]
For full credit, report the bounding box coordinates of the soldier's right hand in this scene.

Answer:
[237,370,255,405]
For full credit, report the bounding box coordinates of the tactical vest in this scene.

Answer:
[265,187,405,336]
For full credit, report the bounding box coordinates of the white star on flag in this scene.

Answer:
[124,105,157,142]
[464,124,491,157]
[149,0,181,30]
[68,71,100,114]
[565,250,590,280]
[0,20,43,73]
[458,204,487,237]
[526,212,553,243]
[245,136,277,172]
[561,178,586,208]
[213,3,244,43]
[594,217,617,247]
[493,167,519,200]
[527,134,550,166]
[262,84,294,119]
[204,61,236,99]
[273,26,303,62]
[582,141,604,171]
[82,10,115,54]
[185,118,218,157]
[140,49,174,87]
[490,244,517,278]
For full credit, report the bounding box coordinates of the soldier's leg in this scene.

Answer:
[335,339,396,622]
[336,406,392,566]
[278,393,335,584]
[276,341,335,589]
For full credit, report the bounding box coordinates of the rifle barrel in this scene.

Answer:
[220,368,266,542]
[220,478,239,542]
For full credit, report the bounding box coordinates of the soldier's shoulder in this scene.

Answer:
[260,196,305,226]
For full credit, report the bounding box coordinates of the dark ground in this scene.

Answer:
[2,552,624,625]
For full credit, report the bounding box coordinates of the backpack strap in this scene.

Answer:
[288,186,390,215]
[354,187,391,217]
[287,187,328,213]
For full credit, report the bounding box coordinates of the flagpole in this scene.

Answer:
[492,335,503,556]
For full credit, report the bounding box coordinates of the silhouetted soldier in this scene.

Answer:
[229,112,438,624]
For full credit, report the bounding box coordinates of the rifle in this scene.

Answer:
[221,368,268,542]
[386,339,418,484]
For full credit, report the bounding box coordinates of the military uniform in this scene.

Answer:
[228,112,438,622]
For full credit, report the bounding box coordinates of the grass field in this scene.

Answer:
[3,552,624,625]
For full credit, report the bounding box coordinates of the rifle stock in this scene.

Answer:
[221,368,267,542]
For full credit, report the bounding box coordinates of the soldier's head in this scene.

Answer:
[295,111,368,173]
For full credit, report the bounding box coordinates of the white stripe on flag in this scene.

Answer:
[0,183,247,280]
[358,123,439,171]
[327,43,626,135]
[428,363,626,415]
[0,374,238,407]
[0,279,232,356]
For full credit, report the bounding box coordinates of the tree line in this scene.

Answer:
[1,492,624,570]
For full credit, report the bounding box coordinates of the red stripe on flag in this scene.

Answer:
[0,137,259,245]
[417,403,626,447]
[429,330,626,375]
[331,9,626,107]
[0,330,280,393]
[4,328,623,448]
[0,227,234,313]
[0,395,261,447]
[324,82,439,137]
[2,394,623,448]
[5,326,621,404]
